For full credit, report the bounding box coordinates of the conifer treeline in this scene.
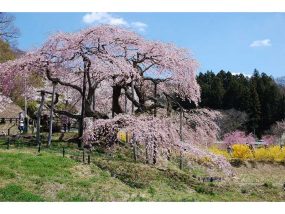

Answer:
[197,69,285,137]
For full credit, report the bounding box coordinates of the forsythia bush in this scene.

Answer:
[209,146,231,159]
[254,146,285,162]
[254,147,270,161]
[269,146,285,162]
[232,144,254,160]
[211,144,285,162]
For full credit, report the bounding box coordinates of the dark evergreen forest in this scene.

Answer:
[196,69,285,137]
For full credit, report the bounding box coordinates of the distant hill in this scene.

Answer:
[276,76,285,86]
[0,39,25,62]
[13,48,25,57]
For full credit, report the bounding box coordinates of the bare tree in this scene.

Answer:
[0,13,20,44]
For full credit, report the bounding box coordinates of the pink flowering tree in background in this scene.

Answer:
[269,120,285,145]
[223,131,256,146]
[271,120,285,138]
[261,135,276,145]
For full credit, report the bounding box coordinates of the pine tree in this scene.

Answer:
[209,76,225,109]
[247,81,261,136]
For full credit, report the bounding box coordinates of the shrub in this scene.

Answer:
[254,148,270,161]
[211,144,285,163]
[254,147,270,161]
[254,146,285,162]
[232,144,253,160]
[209,146,231,159]
[268,146,285,162]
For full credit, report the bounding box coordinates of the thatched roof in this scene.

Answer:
[0,103,23,118]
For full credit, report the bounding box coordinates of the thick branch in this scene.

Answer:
[45,68,83,95]
[53,109,81,120]
[124,86,141,108]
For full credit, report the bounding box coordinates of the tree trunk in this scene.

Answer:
[179,107,183,170]
[78,70,87,148]
[131,80,134,114]
[180,107,183,141]
[92,90,96,121]
[47,82,56,147]
[154,83,157,117]
[124,89,127,114]
[112,85,123,117]
[166,97,172,116]
[36,91,45,151]
[145,145,149,164]
[92,91,95,111]
[153,142,157,165]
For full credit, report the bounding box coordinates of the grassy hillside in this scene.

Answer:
[0,137,285,201]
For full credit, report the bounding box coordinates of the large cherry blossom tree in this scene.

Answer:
[0,25,235,176]
[0,25,201,146]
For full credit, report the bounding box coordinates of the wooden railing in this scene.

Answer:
[0,118,20,124]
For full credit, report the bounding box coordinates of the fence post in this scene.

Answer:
[82,149,85,163]
[88,153,91,165]
[179,107,183,170]
[133,141,137,162]
[145,145,149,164]
[7,138,10,149]
[62,147,65,158]
[179,151,183,170]
[130,133,137,162]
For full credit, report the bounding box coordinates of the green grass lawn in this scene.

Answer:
[0,136,285,201]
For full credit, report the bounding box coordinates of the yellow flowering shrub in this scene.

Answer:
[209,146,231,159]
[269,146,285,162]
[232,144,253,160]
[254,147,270,161]
[210,145,285,162]
[255,146,285,162]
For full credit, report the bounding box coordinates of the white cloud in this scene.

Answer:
[82,12,128,26]
[82,12,148,32]
[250,39,272,47]
[131,21,148,32]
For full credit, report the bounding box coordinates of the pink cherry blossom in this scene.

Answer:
[261,135,276,145]
[0,94,12,112]
[223,131,255,146]
[83,114,233,176]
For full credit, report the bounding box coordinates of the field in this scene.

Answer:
[0,136,285,202]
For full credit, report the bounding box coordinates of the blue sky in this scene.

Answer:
[11,12,285,78]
